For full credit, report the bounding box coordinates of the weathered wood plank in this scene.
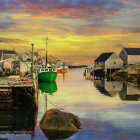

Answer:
[0,84,34,88]
[0,89,12,92]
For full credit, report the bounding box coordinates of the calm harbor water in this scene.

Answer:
[1,68,140,140]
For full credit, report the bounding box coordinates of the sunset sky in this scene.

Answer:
[0,0,140,63]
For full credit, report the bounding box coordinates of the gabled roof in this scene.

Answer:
[124,48,140,55]
[95,52,113,62]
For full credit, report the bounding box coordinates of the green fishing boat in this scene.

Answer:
[38,37,57,82]
[39,81,57,94]
[38,67,57,82]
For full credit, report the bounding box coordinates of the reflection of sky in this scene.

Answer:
[1,68,140,140]
[46,68,140,139]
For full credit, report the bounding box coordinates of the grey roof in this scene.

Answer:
[95,52,113,62]
[0,50,16,54]
[124,48,140,55]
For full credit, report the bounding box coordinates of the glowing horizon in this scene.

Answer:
[0,0,140,63]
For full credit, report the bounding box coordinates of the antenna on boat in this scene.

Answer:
[46,37,48,65]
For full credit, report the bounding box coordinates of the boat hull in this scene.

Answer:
[38,72,57,82]
[57,68,63,74]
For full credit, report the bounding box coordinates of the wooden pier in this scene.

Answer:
[0,72,38,109]
[0,44,39,109]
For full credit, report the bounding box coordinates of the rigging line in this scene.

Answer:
[47,99,64,110]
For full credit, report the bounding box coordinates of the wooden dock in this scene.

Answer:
[0,72,38,109]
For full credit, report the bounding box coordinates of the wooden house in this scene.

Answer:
[119,48,140,65]
[0,50,16,61]
[22,51,38,62]
[94,52,123,72]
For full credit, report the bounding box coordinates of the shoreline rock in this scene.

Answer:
[111,70,140,85]
[40,109,81,140]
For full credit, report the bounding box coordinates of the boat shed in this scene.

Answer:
[119,48,140,65]
[94,52,123,71]
[0,50,16,61]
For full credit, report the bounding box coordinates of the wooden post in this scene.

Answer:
[46,37,48,65]
[31,44,34,74]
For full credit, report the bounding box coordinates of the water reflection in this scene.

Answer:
[119,84,140,101]
[0,106,37,139]
[93,77,140,101]
[39,82,57,95]
[42,130,75,140]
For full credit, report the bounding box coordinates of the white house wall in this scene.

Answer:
[128,55,140,65]
[105,53,123,69]
[119,49,128,65]
[20,62,31,72]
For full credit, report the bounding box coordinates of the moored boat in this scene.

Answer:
[38,37,57,82]
[56,68,63,73]
[83,67,92,76]
[38,67,57,82]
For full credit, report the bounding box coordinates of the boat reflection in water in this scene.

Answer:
[0,106,37,139]
[39,81,57,95]
[39,82,80,140]
[93,77,140,101]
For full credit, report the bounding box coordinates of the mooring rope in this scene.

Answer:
[47,99,64,110]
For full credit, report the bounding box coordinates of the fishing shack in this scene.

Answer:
[0,50,16,61]
[119,48,140,66]
[94,52,123,76]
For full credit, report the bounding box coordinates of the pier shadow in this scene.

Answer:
[0,105,37,139]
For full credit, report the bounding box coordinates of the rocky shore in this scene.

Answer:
[111,63,140,85]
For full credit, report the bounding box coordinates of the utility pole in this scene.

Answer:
[31,44,34,74]
[46,37,48,65]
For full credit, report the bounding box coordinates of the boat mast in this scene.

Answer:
[46,37,48,65]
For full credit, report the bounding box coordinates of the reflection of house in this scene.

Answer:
[94,80,123,97]
[104,81,123,97]
[94,52,123,71]
[119,84,140,101]
[0,50,16,61]
[94,80,111,97]
[119,48,140,65]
